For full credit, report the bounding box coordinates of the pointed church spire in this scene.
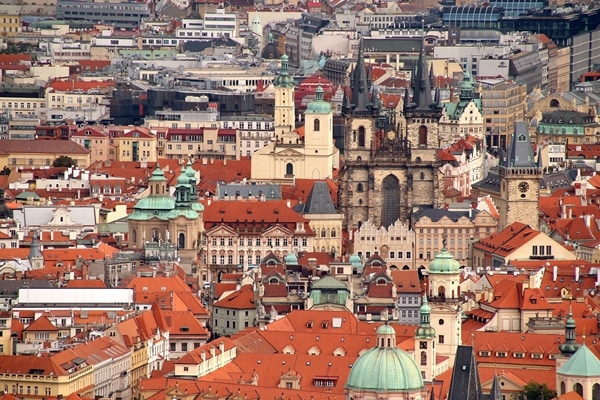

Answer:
[502,122,537,168]
[536,146,544,170]
[415,293,435,339]
[488,374,502,400]
[412,46,434,111]
[559,302,580,356]
[350,38,370,112]
[28,230,42,260]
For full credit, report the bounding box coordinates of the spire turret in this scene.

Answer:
[412,47,434,111]
[350,39,371,112]
[559,303,580,356]
[415,294,436,339]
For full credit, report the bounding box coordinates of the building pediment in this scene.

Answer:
[206,224,238,236]
[263,225,293,236]
[274,147,305,158]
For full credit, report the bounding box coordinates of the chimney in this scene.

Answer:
[575,266,580,282]
[308,258,318,276]
[50,231,54,241]
[219,341,225,353]
[223,158,227,166]
[201,350,206,362]
[210,346,216,358]
[286,199,291,208]
[584,214,592,229]
[553,265,557,282]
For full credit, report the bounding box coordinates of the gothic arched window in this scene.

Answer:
[418,125,428,146]
[358,126,366,147]
[314,118,320,132]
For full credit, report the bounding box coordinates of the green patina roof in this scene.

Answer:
[166,208,198,220]
[284,252,298,264]
[274,54,295,88]
[376,323,396,335]
[306,86,332,114]
[429,248,460,274]
[349,254,362,268]
[346,345,424,391]
[128,196,176,221]
[15,191,40,200]
[312,275,347,290]
[557,344,600,376]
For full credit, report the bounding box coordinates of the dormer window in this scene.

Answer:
[513,352,525,358]
[479,351,491,357]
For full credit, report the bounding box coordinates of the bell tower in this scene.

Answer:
[497,121,541,230]
[415,293,436,382]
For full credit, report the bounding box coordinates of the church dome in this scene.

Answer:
[177,171,190,186]
[428,248,460,274]
[306,86,332,114]
[346,336,424,392]
[349,254,363,271]
[284,252,298,264]
[376,323,396,336]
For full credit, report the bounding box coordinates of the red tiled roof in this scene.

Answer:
[49,79,114,92]
[214,284,255,309]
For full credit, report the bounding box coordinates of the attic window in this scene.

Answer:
[496,352,507,358]
[530,298,537,304]
[180,326,189,332]
[479,351,491,357]
[513,352,525,358]
[531,353,543,359]
[306,321,314,329]
[321,320,328,329]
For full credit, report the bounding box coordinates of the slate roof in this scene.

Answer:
[413,207,479,223]
[293,181,338,214]
[447,346,483,400]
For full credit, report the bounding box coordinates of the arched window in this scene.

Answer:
[331,229,336,238]
[321,229,327,238]
[132,229,137,244]
[155,184,159,194]
[178,233,185,248]
[574,383,583,397]
[286,163,294,176]
[152,229,159,243]
[418,125,428,146]
[419,172,425,180]
[420,351,427,366]
[357,183,364,192]
[550,99,560,107]
[518,134,526,142]
[314,118,320,131]
[592,383,600,399]
[381,175,400,228]
[560,382,566,395]
[358,126,366,147]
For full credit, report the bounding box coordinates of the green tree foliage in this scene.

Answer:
[52,156,77,167]
[511,382,557,400]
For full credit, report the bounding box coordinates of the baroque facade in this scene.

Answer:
[339,45,444,230]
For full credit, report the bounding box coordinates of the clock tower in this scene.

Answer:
[497,121,541,230]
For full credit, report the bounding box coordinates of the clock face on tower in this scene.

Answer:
[518,182,529,193]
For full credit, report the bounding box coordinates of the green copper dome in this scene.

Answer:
[185,160,196,179]
[350,254,362,269]
[306,86,332,114]
[376,323,396,336]
[558,345,600,377]
[428,248,460,274]
[346,341,424,392]
[150,164,167,181]
[177,171,190,185]
[128,196,176,221]
[284,252,298,264]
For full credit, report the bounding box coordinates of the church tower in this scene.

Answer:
[304,86,335,179]
[497,121,541,230]
[415,294,436,382]
[273,54,295,134]
[404,47,442,163]
[427,237,462,364]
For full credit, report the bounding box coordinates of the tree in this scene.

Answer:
[53,156,77,167]
[511,382,557,400]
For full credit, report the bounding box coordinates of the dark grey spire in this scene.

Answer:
[412,47,434,111]
[448,346,483,400]
[294,181,337,214]
[350,39,370,112]
[503,121,537,168]
[487,374,502,400]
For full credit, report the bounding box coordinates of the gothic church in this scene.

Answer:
[339,45,444,230]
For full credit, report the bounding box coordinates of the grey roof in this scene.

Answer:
[447,346,483,400]
[362,37,423,53]
[540,169,577,191]
[216,183,281,200]
[540,110,597,126]
[294,181,337,214]
[503,121,536,168]
[485,374,502,400]
[471,172,501,193]
[0,280,52,297]
[413,207,479,223]
[13,205,97,228]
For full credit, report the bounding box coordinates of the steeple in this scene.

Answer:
[559,303,580,356]
[502,122,537,169]
[415,294,435,339]
[274,54,294,88]
[28,230,42,260]
[459,71,474,101]
[350,39,370,112]
[412,46,434,112]
[488,374,502,400]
